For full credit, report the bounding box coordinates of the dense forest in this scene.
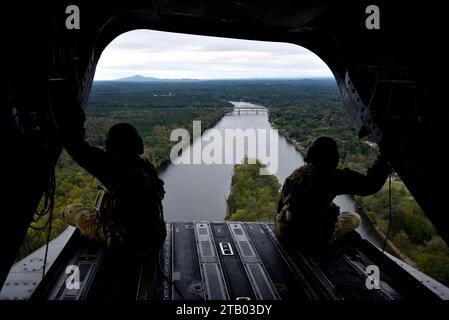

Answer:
[358,184,449,284]
[89,79,337,109]
[19,79,449,285]
[226,159,280,222]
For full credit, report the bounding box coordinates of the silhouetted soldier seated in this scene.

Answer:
[62,122,166,300]
[276,136,390,249]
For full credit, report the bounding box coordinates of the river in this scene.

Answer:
[159,102,383,247]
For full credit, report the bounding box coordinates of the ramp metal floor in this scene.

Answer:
[1,222,448,301]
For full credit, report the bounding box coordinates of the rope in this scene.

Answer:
[41,210,54,279]
[28,167,56,280]
[382,169,393,253]
[30,169,55,229]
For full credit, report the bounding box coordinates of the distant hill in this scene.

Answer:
[111,75,334,82]
[115,75,161,81]
[115,75,200,82]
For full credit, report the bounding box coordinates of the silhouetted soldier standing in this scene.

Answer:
[276,136,390,249]
[62,121,166,300]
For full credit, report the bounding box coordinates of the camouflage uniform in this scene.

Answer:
[276,157,389,248]
[62,135,166,300]
[63,204,106,242]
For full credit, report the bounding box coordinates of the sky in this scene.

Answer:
[94,29,333,80]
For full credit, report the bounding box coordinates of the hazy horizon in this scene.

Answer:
[94,74,335,82]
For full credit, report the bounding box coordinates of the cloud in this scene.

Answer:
[94,29,333,80]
